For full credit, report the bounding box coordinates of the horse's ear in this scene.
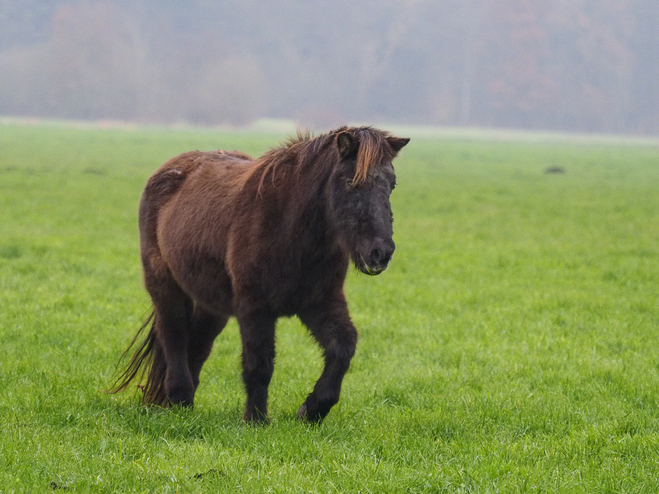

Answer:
[387,136,410,153]
[336,132,358,159]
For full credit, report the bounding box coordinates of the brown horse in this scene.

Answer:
[110,126,409,422]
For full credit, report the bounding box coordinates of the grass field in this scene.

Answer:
[1,121,659,492]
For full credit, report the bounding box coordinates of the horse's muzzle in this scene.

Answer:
[357,240,395,276]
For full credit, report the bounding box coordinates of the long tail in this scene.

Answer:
[107,310,169,406]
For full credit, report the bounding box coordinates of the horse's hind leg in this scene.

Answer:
[149,280,196,406]
[297,299,358,422]
[187,307,229,391]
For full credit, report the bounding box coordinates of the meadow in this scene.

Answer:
[1,121,659,492]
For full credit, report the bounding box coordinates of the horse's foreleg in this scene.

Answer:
[297,301,358,422]
[187,308,229,391]
[237,311,276,422]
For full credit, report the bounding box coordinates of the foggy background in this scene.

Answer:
[1,0,658,134]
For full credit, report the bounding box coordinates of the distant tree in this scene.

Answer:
[543,0,635,132]
[137,17,268,125]
[0,0,61,49]
[630,0,659,133]
[47,2,147,120]
[0,42,53,116]
[473,0,558,128]
[183,56,268,125]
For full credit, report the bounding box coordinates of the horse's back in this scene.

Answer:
[141,150,251,220]
[144,150,250,199]
[140,151,246,246]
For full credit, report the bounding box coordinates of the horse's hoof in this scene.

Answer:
[169,399,193,408]
[297,403,324,423]
[166,385,195,408]
[243,417,270,426]
[243,408,270,424]
[168,393,194,408]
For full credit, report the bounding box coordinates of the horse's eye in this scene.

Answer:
[346,178,353,187]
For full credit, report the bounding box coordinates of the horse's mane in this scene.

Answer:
[241,126,397,195]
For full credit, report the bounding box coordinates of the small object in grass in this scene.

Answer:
[192,469,221,480]
[545,166,566,174]
[82,167,106,175]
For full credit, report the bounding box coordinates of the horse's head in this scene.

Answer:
[327,128,409,276]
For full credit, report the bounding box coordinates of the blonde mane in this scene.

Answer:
[349,127,396,186]
[240,126,397,195]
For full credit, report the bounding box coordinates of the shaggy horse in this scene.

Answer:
[110,126,409,422]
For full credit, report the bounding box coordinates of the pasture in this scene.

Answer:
[1,122,659,492]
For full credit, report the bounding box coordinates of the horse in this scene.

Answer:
[109,126,409,423]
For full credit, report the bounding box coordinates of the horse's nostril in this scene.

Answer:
[370,249,382,265]
[370,248,386,266]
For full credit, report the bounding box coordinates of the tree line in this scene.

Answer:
[1,0,657,134]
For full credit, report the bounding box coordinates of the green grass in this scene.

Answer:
[1,122,659,492]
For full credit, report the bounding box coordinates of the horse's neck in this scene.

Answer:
[279,158,334,242]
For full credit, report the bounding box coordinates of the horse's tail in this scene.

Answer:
[106,309,169,406]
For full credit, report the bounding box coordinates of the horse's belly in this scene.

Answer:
[181,262,233,315]
[158,204,234,316]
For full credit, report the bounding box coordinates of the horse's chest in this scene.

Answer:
[259,255,340,315]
